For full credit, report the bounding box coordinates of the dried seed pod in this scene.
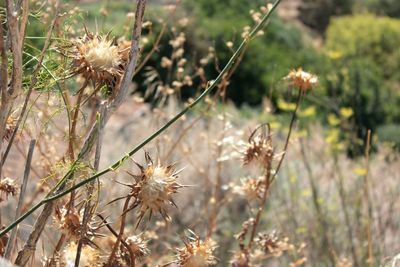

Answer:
[125,234,150,259]
[0,177,18,202]
[126,153,184,224]
[242,124,273,170]
[176,232,217,267]
[61,30,129,95]
[284,68,318,92]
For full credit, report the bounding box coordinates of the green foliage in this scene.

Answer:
[364,0,400,17]
[322,14,400,153]
[184,0,322,106]
[377,124,400,149]
[323,58,389,155]
[325,14,400,79]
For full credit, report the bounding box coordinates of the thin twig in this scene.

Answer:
[74,105,106,267]
[363,130,373,266]
[107,195,133,266]
[271,90,303,182]
[4,139,36,259]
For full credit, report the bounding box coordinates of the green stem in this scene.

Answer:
[0,0,282,238]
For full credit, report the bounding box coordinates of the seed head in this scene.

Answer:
[129,153,184,223]
[255,231,294,257]
[285,68,318,91]
[233,177,265,202]
[242,125,273,169]
[63,242,101,267]
[0,177,18,201]
[176,233,217,267]
[4,115,17,141]
[54,207,81,240]
[125,234,150,259]
[230,248,250,267]
[62,31,128,92]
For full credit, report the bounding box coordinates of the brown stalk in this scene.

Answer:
[363,130,373,266]
[3,139,36,259]
[0,0,28,178]
[74,104,105,267]
[248,90,303,248]
[248,144,273,248]
[107,195,134,266]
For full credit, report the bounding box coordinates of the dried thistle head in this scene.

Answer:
[53,205,100,242]
[62,242,102,267]
[176,232,217,267]
[124,234,150,260]
[4,115,17,141]
[129,152,184,223]
[230,247,250,267]
[0,177,18,201]
[242,125,273,169]
[233,177,265,202]
[284,68,318,91]
[54,206,81,240]
[62,30,128,92]
[255,231,294,258]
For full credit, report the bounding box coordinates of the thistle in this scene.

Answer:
[0,177,18,202]
[284,68,318,91]
[242,125,273,169]
[61,30,129,95]
[62,242,102,267]
[176,232,217,267]
[126,153,184,224]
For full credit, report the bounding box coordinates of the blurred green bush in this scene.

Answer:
[364,0,400,17]
[325,14,400,79]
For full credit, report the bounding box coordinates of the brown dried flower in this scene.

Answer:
[0,177,18,201]
[4,115,17,141]
[54,207,81,240]
[230,247,250,267]
[285,68,318,91]
[124,234,150,260]
[176,232,217,267]
[128,153,184,223]
[62,242,101,267]
[255,231,294,257]
[62,31,129,92]
[233,177,265,202]
[242,125,273,168]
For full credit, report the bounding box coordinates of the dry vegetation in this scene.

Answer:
[0,0,399,267]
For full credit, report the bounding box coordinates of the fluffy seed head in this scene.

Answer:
[230,248,250,267]
[63,242,101,267]
[130,153,184,223]
[242,126,273,169]
[4,115,17,141]
[0,177,18,201]
[54,207,81,240]
[233,177,265,202]
[62,31,129,91]
[125,234,150,259]
[176,233,217,267]
[285,68,318,91]
[255,231,294,257]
